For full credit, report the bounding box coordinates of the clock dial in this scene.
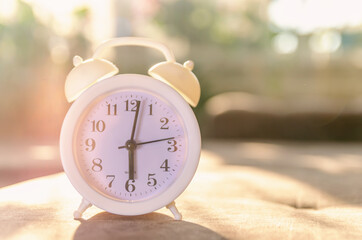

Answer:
[75,89,187,202]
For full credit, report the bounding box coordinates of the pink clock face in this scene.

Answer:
[75,89,187,202]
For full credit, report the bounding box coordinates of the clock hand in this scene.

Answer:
[118,137,175,149]
[128,146,135,180]
[130,100,141,141]
[137,137,175,146]
[126,100,140,180]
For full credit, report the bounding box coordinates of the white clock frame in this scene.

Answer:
[60,74,201,220]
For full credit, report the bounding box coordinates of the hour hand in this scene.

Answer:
[118,137,175,149]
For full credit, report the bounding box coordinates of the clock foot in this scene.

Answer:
[166,201,182,220]
[73,198,92,219]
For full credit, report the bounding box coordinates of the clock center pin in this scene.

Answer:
[125,140,137,150]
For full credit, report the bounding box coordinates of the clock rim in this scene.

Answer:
[60,74,201,215]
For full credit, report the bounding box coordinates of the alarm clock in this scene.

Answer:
[60,37,201,220]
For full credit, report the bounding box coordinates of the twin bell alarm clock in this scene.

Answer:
[59,37,201,220]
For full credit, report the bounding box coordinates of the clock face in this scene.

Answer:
[74,89,187,202]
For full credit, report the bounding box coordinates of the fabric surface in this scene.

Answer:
[1,141,362,239]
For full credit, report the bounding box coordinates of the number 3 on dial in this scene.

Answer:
[167,140,177,152]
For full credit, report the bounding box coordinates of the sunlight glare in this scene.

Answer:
[268,0,362,34]
[29,145,58,161]
[0,0,18,22]
[299,154,362,174]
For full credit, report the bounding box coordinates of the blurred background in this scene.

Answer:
[2,0,362,186]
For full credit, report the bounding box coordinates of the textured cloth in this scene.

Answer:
[1,141,362,239]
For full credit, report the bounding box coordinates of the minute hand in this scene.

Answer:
[130,101,141,141]
[118,137,175,149]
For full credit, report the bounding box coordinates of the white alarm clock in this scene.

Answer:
[60,37,201,220]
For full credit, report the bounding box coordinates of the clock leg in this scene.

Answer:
[73,198,92,219]
[166,201,182,220]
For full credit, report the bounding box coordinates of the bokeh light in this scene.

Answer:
[272,32,298,54]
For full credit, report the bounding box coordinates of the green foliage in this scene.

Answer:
[73,7,89,19]
[154,0,270,49]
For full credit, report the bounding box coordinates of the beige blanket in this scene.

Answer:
[1,141,362,239]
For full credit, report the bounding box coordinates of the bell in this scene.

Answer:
[65,56,118,102]
[148,60,200,107]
